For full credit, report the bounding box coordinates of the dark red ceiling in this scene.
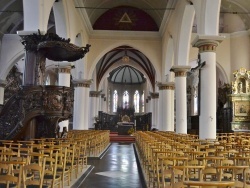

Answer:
[93,6,158,31]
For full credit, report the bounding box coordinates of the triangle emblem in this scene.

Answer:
[119,12,132,23]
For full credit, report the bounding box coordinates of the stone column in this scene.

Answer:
[58,66,71,132]
[139,92,143,113]
[17,31,46,86]
[192,35,224,139]
[73,80,92,130]
[170,83,175,132]
[158,82,175,131]
[22,0,55,33]
[150,92,159,130]
[89,91,101,129]
[171,66,191,134]
[0,80,6,105]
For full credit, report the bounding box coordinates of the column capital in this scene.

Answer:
[150,92,159,99]
[72,79,93,88]
[170,65,191,77]
[89,91,102,97]
[17,30,46,36]
[192,35,225,53]
[157,82,175,90]
[58,67,71,74]
[0,80,7,87]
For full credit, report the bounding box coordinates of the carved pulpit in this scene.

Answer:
[0,31,90,140]
[229,68,250,131]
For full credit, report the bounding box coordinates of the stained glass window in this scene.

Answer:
[45,76,50,85]
[134,90,140,113]
[123,91,129,108]
[113,90,118,112]
[108,89,111,112]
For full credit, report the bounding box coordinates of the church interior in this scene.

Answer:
[0,0,250,187]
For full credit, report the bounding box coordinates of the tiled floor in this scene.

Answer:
[78,142,146,188]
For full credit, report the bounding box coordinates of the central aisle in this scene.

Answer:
[79,142,145,188]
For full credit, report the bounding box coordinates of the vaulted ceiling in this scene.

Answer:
[2,0,250,36]
[1,0,250,90]
[96,45,155,89]
[109,65,146,84]
[74,0,176,31]
[1,0,250,35]
[74,0,250,32]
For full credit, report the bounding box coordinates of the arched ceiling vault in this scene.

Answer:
[1,1,250,37]
[109,65,146,84]
[96,45,155,90]
[1,0,250,91]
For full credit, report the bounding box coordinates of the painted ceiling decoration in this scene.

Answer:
[119,13,132,23]
[93,6,158,31]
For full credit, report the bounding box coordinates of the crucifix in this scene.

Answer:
[191,53,206,72]
[187,53,206,116]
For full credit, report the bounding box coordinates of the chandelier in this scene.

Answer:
[122,49,130,63]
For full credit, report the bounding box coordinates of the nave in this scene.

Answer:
[78,142,146,188]
[0,130,145,188]
[2,129,250,188]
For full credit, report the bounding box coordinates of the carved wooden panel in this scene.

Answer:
[4,66,22,104]
[0,85,73,140]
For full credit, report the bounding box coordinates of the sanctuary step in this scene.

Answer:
[109,132,135,142]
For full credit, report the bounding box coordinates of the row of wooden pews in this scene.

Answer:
[0,130,110,187]
[135,131,250,188]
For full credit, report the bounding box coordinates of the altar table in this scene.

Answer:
[117,122,134,135]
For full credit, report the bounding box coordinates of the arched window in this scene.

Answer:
[134,90,140,113]
[141,91,145,113]
[113,90,118,112]
[108,89,111,113]
[45,76,50,85]
[123,91,129,108]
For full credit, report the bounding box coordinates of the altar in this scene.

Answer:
[117,122,134,135]
[229,68,250,132]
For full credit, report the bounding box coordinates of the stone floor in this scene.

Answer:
[73,142,146,188]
